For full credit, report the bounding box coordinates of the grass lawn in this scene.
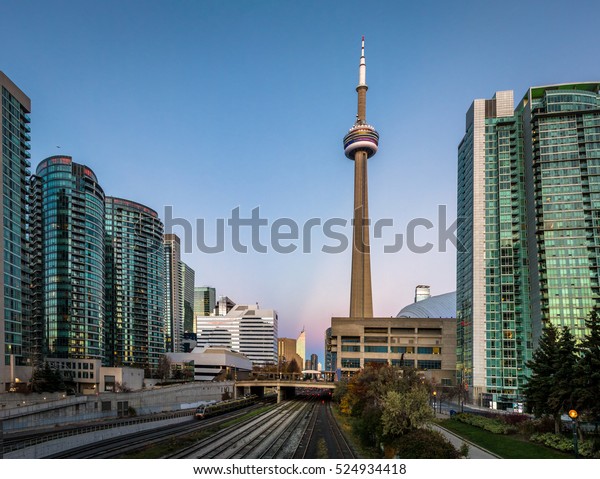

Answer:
[438,419,572,459]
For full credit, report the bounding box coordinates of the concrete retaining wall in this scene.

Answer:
[0,381,233,432]
[5,414,192,459]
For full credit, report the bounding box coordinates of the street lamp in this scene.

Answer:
[568,409,578,458]
[432,390,437,413]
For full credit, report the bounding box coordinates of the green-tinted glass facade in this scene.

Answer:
[31,156,105,361]
[481,111,532,398]
[105,197,165,371]
[194,286,216,318]
[458,83,600,404]
[457,120,475,394]
[1,73,31,386]
[525,85,600,341]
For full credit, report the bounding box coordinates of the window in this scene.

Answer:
[341,358,360,368]
[391,346,414,354]
[364,336,388,343]
[341,345,360,352]
[364,346,388,353]
[417,360,442,370]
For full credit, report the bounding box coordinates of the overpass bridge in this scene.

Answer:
[234,371,336,402]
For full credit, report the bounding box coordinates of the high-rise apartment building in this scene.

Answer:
[30,156,106,362]
[522,84,600,341]
[181,262,195,333]
[105,197,164,371]
[163,234,181,352]
[194,286,216,318]
[163,233,194,352]
[457,83,600,405]
[0,72,31,389]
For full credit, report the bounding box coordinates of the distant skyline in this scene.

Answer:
[2,0,600,360]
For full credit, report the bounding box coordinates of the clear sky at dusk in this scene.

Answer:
[2,0,600,361]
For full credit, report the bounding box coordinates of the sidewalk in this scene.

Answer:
[429,417,501,459]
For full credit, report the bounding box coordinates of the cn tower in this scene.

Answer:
[343,36,379,319]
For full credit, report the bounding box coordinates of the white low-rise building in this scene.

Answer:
[166,346,253,381]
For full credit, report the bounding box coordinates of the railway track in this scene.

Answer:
[325,400,356,459]
[44,402,271,458]
[293,399,356,459]
[293,398,320,458]
[32,394,351,460]
[166,399,312,459]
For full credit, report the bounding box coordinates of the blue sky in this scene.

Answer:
[2,0,600,361]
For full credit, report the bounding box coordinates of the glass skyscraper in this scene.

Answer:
[0,72,31,389]
[522,84,600,343]
[31,156,105,362]
[105,197,165,371]
[194,286,216,319]
[457,83,600,405]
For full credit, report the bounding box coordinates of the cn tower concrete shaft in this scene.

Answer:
[350,146,373,318]
[343,37,378,319]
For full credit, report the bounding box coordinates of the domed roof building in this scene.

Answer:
[397,291,456,319]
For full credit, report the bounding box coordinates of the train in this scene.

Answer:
[194,394,258,419]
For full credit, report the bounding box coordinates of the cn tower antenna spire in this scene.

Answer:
[358,36,366,90]
[343,36,379,319]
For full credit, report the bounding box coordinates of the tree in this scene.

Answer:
[523,323,560,427]
[576,308,600,425]
[287,358,301,374]
[387,429,460,459]
[156,355,172,382]
[333,364,435,453]
[547,327,577,431]
[381,386,434,438]
[30,362,66,393]
[524,323,579,433]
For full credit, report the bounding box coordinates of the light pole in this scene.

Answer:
[432,390,437,413]
[568,409,579,458]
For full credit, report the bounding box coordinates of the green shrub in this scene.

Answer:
[453,413,513,434]
[530,433,594,457]
[459,443,470,458]
[389,429,460,459]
